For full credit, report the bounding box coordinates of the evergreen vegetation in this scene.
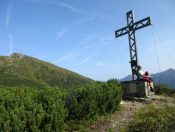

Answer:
[154,84,175,97]
[0,80,122,131]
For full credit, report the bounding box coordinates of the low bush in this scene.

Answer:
[0,80,122,131]
[0,88,67,131]
[65,80,122,120]
[154,84,175,96]
[126,104,175,132]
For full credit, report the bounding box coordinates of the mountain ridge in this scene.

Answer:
[0,53,94,88]
[120,68,175,89]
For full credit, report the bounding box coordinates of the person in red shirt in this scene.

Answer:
[141,71,155,92]
[136,65,155,92]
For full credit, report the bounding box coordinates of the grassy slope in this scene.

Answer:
[0,53,94,88]
[126,101,175,132]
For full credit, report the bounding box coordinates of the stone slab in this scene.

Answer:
[121,81,151,97]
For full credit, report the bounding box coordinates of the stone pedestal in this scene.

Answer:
[121,81,153,97]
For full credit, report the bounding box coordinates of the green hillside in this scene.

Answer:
[0,53,94,88]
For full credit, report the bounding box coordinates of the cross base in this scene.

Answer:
[121,80,155,98]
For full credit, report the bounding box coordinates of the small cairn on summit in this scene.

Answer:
[10,53,25,60]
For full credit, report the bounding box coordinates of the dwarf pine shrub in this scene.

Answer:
[0,81,122,131]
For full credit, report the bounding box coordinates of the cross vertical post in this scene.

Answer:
[127,11,138,80]
[115,10,151,80]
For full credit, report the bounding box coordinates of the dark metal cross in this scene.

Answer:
[115,10,151,80]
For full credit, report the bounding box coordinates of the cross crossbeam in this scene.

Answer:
[115,17,151,38]
[115,10,151,80]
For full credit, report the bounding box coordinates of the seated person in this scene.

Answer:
[136,65,155,92]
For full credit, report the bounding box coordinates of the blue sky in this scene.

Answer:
[0,0,175,81]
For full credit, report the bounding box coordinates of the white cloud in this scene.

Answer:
[5,9,11,27]
[24,0,59,5]
[5,1,14,55]
[96,62,104,66]
[8,34,14,55]
[5,1,13,27]
[54,34,115,67]
[54,52,78,63]
[80,58,89,64]
[57,17,95,38]
[25,0,86,15]
[59,2,86,15]
[72,58,89,66]
[38,54,51,59]
[57,28,68,38]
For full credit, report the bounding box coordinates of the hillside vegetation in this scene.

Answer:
[0,54,122,131]
[0,53,94,89]
[1,53,175,131]
[154,84,175,96]
[87,84,175,132]
[121,84,175,132]
[126,103,175,132]
[0,80,122,131]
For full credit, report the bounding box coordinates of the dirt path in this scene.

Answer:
[89,95,174,132]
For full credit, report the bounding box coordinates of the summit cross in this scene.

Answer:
[115,10,151,80]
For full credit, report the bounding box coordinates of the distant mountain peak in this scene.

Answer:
[165,68,174,72]
[120,68,175,89]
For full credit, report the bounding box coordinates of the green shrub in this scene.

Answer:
[155,84,175,96]
[127,104,175,132]
[0,81,122,131]
[0,87,67,131]
[65,80,122,120]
